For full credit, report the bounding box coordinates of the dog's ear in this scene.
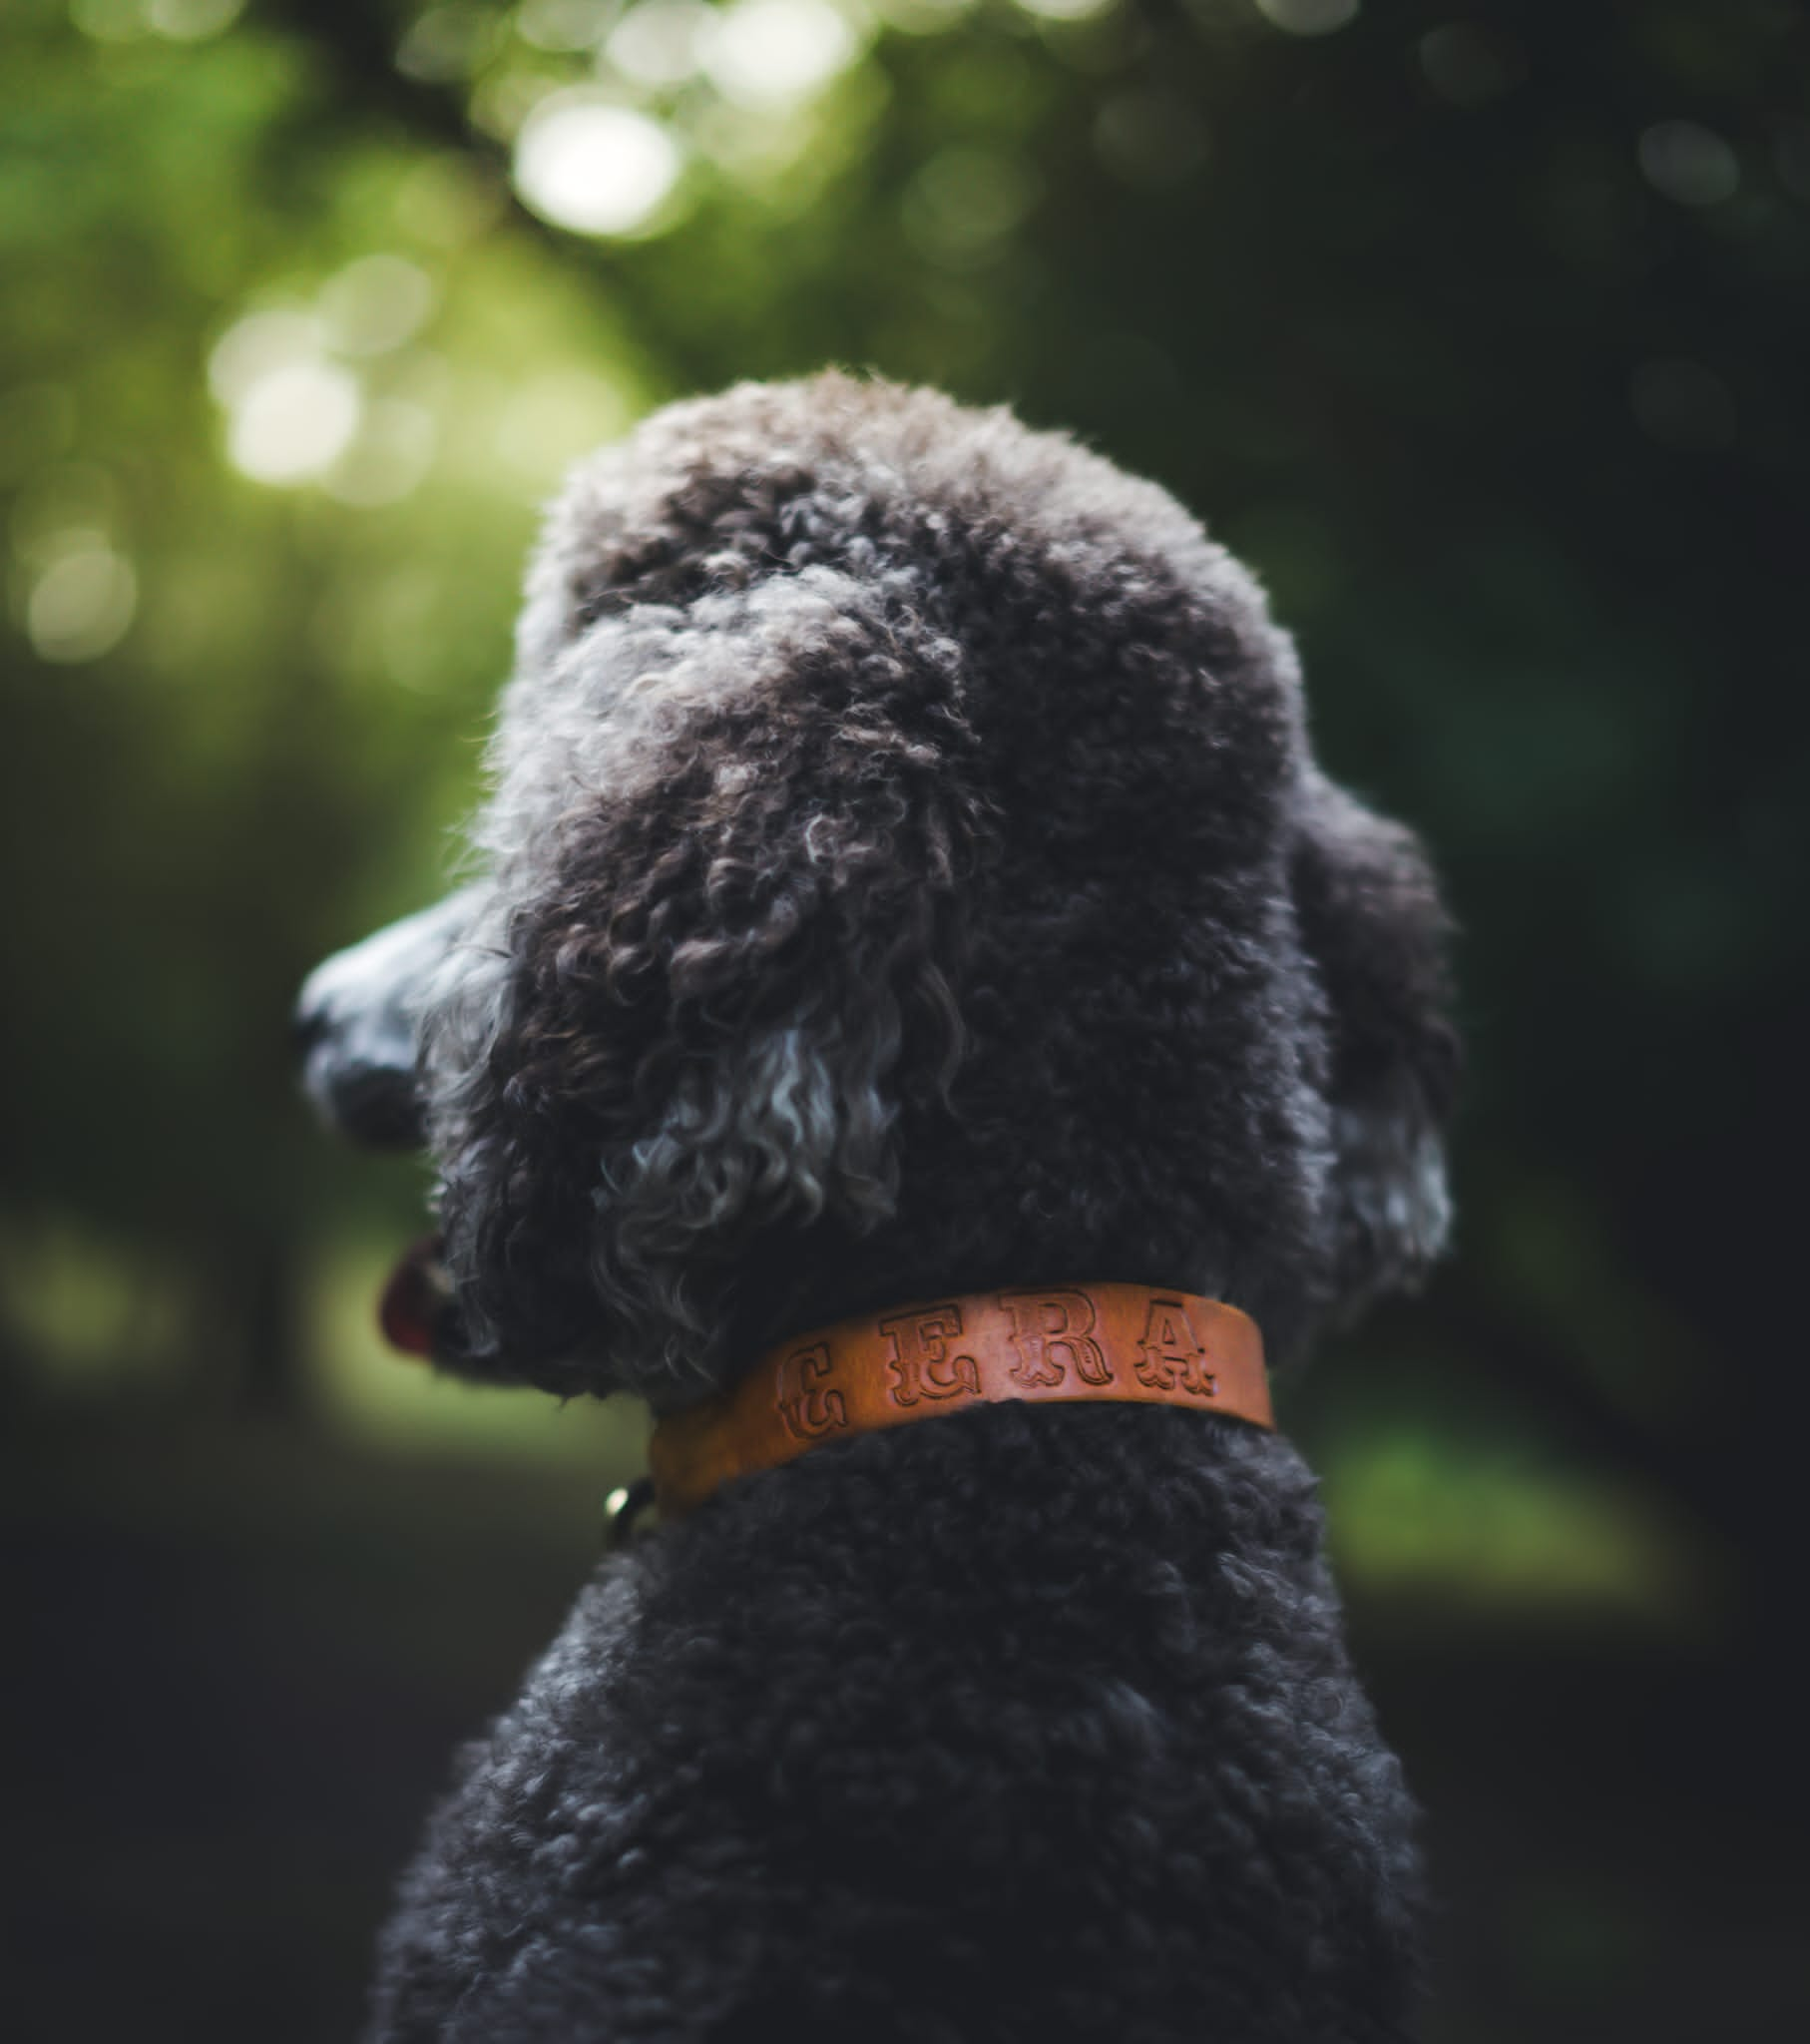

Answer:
[425,578,978,1400]
[1290,769,1460,1322]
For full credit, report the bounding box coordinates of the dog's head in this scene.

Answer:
[297,375,1456,1409]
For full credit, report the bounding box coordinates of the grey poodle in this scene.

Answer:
[297,372,1458,2043]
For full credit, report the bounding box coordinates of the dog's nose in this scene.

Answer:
[295,933,436,1149]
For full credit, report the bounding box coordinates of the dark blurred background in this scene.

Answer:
[3,1,1805,2037]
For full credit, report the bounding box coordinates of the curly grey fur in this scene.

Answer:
[402,375,1454,1407]
[301,372,1459,2042]
[370,1412,1424,2044]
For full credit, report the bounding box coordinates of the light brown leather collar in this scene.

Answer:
[649,1281,1272,1517]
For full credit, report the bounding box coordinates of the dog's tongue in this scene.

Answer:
[379,1235,451,1358]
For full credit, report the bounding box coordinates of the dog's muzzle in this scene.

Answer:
[294,888,478,1149]
[296,888,488,1362]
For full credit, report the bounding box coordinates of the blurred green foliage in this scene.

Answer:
[4,6,1808,2040]
[3,0,1806,1616]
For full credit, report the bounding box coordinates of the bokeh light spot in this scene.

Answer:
[516,0,613,54]
[513,96,683,236]
[319,255,438,357]
[227,361,362,484]
[26,532,139,664]
[1014,0,1116,22]
[208,309,324,405]
[397,3,500,84]
[607,0,710,89]
[1253,0,1360,37]
[700,0,860,111]
[1638,120,1740,207]
[902,146,1040,266]
[146,0,245,40]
